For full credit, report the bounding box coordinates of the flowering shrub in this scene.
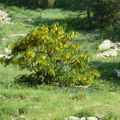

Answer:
[1,23,100,86]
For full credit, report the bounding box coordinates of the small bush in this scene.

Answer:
[1,23,100,86]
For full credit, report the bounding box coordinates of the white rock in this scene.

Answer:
[97,116,104,120]
[26,18,33,22]
[0,54,11,59]
[114,43,120,51]
[76,85,90,89]
[10,33,26,37]
[87,117,97,120]
[116,43,120,47]
[0,10,11,23]
[99,39,114,51]
[102,49,117,57]
[65,116,80,120]
[19,114,25,119]
[4,48,11,54]
[96,53,105,58]
[80,117,86,120]
[96,49,117,58]
[0,54,7,58]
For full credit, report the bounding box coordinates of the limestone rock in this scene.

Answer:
[19,114,25,119]
[0,54,10,59]
[114,43,120,51]
[4,48,11,54]
[0,54,7,58]
[80,117,86,120]
[0,10,11,23]
[99,40,114,51]
[87,117,97,120]
[97,117,104,120]
[102,49,117,57]
[10,33,26,37]
[75,85,90,89]
[65,116,80,120]
[96,49,117,58]
[26,18,33,23]
[116,43,120,47]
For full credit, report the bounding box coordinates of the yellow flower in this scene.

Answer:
[83,76,87,81]
[27,50,36,58]
[56,47,60,51]
[42,56,47,60]
[71,44,79,49]
[63,44,67,48]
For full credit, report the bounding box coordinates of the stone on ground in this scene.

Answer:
[96,49,117,58]
[80,117,86,120]
[10,33,26,37]
[114,43,120,51]
[65,116,104,120]
[102,49,117,57]
[0,54,10,59]
[65,116,80,120]
[87,117,97,120]
[4,48,11,54]
[75,85,90,89]
[99,39,114,51]
[0,10,11,23]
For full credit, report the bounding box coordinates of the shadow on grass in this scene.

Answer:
[0,1,103,32]
[14,74,43,87]
[0,0,86,10]
[14,72,54,87]
[13,61,120,89]
[92,61,120,85]
[28,15,96,32]
[0,1,43,9]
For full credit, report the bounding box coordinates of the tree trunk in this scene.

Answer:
[29,0,37,9]
[86,0,92,27]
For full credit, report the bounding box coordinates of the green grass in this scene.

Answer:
[0,86,120,120]
[0,3,120,120]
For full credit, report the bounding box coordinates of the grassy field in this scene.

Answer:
[0,3,120,120]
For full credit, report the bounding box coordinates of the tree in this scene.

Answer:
[86,0,92,27]
[0,23,100,86]
[92,0,119,27]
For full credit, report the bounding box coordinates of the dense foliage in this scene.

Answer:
[0,0,54,8]
[92,0,120,27]
[1,23,99,86]
[0,0,85,9]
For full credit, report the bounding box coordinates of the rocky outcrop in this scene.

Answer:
[97,40,120,58]
[65,116,103,120]
[99,39,114,51]
[96,49,118,58]
[0,47,11,59]
[0,10,11,23]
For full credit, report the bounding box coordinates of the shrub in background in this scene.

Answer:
[0,0,53,9]
[92,0,119,27]
[0,0,85,9]
[1,23,100,86]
